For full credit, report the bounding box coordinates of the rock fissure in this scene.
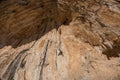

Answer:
[2,49,29,80]
[0,0,120,80]
[39,40,50,80]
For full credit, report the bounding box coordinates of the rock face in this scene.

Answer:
[0,0,120,80]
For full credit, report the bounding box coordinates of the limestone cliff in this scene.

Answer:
[0,0,120,80]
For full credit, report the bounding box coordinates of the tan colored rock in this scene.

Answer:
[0,0,120,80]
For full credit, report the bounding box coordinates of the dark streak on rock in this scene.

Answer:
[2,49,29,80]
[115,0,120,3]
[58,48,64,56]
[39,40,50,80]
[103,40,120,60]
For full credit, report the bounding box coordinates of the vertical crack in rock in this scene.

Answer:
[59,28,63,56]
[0,0,120,80]
[57,28,63,56]
[2,33,39,80]
[39,40,50,80]
[2,49,29,80]
[55,51,58,70]
[55,28,63,70]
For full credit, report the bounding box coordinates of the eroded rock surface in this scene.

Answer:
[0,0,120,80]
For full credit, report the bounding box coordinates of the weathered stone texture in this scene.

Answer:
[0,0,120,80]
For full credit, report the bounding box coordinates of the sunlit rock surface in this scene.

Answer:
[0,0,120,80]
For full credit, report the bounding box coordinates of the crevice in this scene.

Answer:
[39,40,50,80]
[63,18,70,25]
[24,70,26,80]
[55,52,58,70]
[2,49,29,80]
[55,27,63,70]
[102,40,120,60]
[57,28,64,56]
[20,55,27,68]
[2,35,38,79]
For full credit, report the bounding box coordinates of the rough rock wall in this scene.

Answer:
[0,0,120,80]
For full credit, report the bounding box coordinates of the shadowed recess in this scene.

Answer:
[103,40,120,60]
[0,0,72,48]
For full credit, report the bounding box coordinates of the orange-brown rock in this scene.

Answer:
[0,0,120,80]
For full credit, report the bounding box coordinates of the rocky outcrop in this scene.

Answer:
[0,0,120,80]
